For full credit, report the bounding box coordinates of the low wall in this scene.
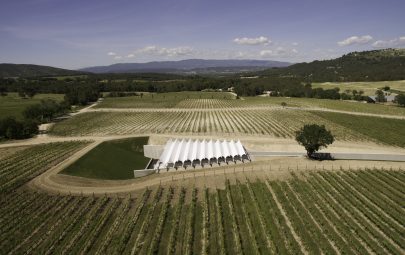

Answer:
[134,169,155,178]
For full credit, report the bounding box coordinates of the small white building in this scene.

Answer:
[147,138,250,170]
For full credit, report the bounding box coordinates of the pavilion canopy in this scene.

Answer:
[155,138,248,169]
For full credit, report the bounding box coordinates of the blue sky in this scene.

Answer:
[1,0,404,69]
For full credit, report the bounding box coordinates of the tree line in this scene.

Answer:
[1,72,405,106]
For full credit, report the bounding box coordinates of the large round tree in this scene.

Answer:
[295,124,334,158]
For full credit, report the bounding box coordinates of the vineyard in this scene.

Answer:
[1,160,404,254]
[0,141,89,193]
[49,109,368,142]
[96,92,236,109]
[95,92,405,117]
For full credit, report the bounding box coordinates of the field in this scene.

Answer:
[313,111,405,147]
[312,80,405,95]
[95,92,405,117]
[242,97,405,116]
[1,142,404,254]
[96,92,236,108]
[49,109,370,142]
[61,137,150,180]
[0,93,64,119]
[0,141,88,193]
[2,90,405,254]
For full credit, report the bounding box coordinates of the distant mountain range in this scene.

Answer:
[79,59,291,74]
[256,48,405,82]
[0,64,85,78]
[2,49,405,81]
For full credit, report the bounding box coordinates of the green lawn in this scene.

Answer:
[313,111,405,147]
[0,93,64,119]
[61,137,150,180]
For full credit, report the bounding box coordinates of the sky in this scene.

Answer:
[0,0,404,69]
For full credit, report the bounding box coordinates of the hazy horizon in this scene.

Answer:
[1,0,404,69]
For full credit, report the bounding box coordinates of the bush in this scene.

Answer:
[395,94,405,107]
[0,117,39,140]
[23,99,70,123]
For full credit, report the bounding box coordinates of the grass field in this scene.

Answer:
[0,93,64,119]
[312,80,405,95]
[1,148,404,255]
[61,137,150,180]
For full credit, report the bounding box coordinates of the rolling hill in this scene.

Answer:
[79,59,291,74]
[256,48,405,82]
[0,64,86,78]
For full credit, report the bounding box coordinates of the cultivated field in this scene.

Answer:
[0,141,88,193]
[312,111,405,147]
[1,143,404,255]
[95,92,405,117]
[312,80,405,95]
[242,97,405,116]
[96,92,236,109]
[49,109,369,142]
[2,90,405,254]
[0,93,64,119]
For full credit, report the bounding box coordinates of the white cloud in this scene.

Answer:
[233,36,271,46]
[127,54,135,58]
[260,47,298,58]
[372,36,405,48]
[259,50,273,57]
[292,42,299,46]
[337,35,373,46]
[137,46,194,57]
[107,52,117,56]
[113,55,122,60]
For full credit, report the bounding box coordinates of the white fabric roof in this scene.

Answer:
[156,138,247,169]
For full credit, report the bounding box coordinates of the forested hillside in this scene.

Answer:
[257,48,405,82]
[0,64,85,78]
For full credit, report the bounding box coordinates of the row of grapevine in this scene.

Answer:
[0,141,89,193]
[1,161,404,254]
[50,109,366,142]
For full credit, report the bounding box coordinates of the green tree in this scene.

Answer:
[0,85,7,96]
[295,124,335,158]
[375,89,386,102]
[0,117,38,139]
[395,94,405,107]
